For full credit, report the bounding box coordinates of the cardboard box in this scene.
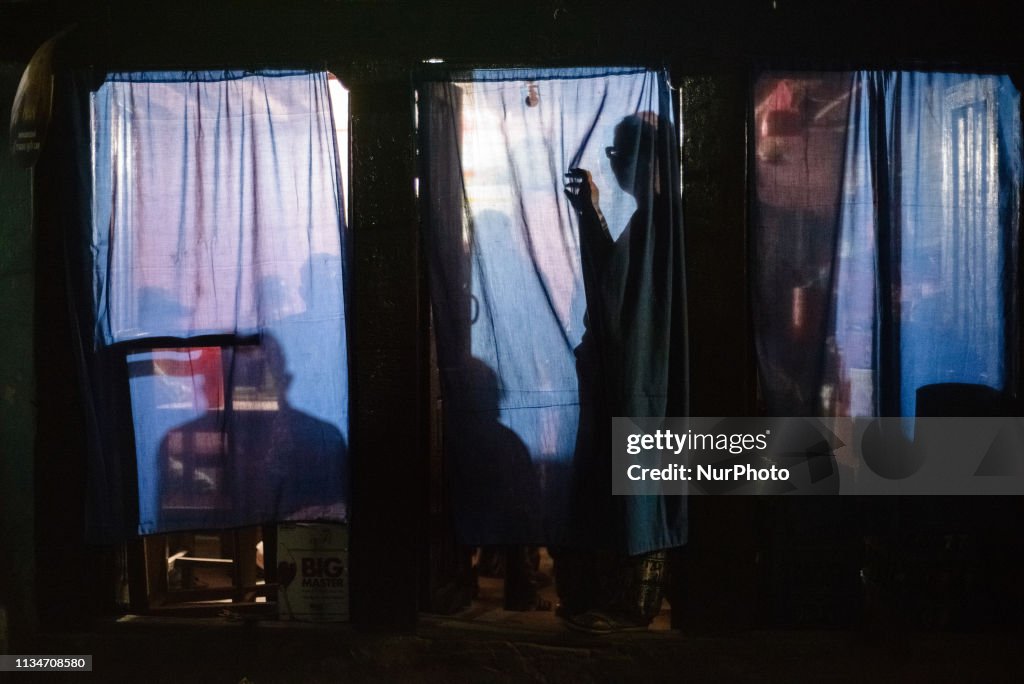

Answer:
[276,523,349,621]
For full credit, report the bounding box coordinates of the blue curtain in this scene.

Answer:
[754,71,1021,418]
[421,67,687,554]
[89,71,349,535]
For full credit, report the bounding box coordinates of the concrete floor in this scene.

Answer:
[451,549,672,633]
[17,615,1024,683]
[13,548,1022,682]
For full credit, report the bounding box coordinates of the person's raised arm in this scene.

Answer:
[565,167,613,273]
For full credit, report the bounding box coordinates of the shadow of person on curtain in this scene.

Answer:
[136,286,195,336]
[256,274,291,324]
[157,333,348,532]
[449,357,549,610]
[260,253,348,426]
[557,111,684,633]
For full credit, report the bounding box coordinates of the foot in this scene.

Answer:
[562,610,649,635]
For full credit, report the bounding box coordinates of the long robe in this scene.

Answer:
[571,192,688,555]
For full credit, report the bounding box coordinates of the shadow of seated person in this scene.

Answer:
[158,334,348,530]
[448,358,548,611]
[262,253,348,426]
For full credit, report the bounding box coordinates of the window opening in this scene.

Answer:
[753,71,1021,419]
[420,67,686,631]
[89,70,351,611]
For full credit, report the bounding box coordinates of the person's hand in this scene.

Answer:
[564,167,600,216]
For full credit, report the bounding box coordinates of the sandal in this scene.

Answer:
[563,610,649,635]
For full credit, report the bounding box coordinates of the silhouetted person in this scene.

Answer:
[158,334,347,530]
[256,274,291,323]
[558,112,684,632]
[135,286,194,336]
[265,253,348,425]
[449,358,547,610]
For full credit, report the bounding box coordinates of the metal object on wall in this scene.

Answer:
[9,27,71,167]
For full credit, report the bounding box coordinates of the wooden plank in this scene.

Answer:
[347,70,425,632]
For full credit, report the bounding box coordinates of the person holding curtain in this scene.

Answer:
[558,111,684,633]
